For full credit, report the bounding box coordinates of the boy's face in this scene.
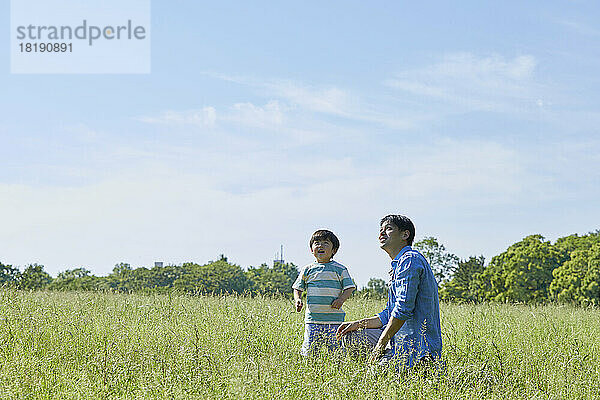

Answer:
[311,239,335,263]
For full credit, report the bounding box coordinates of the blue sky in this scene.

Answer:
[1,1,599,286]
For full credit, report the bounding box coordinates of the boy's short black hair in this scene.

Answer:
[309,230,340,253]
[380,214,415,245]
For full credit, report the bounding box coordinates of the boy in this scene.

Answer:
[292,229,356,356]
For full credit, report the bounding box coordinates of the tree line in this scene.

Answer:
[0,255,299,296]
[348,231,600,306]
[2,230,599,305]
[420,231,600,305]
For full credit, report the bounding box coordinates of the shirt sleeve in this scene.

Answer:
[389,255,423,321]
[378,308,390,326]
[292,266,307,291]
[340,267,356,290]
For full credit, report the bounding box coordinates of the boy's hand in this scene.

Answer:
[295,298,303,312]
[331,298,345,309]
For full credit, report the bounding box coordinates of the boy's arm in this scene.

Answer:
[291,267,307,312]
[293,288,303,312]
[332,266,356,309]
[331,286,354,309]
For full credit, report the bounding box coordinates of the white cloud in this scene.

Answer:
[200,73,356,116]
[136,100,286,132]
[265,80,416,129]
[557,19,600,37]
[137,106,217,127]
[265,82,354,116]
[226,100,285,128]
[63,124,101,142]
[397,139,523,201]
[202,72,416,129]
[386,53,543,114]
[429,53,536,80]
[131,98,378,149]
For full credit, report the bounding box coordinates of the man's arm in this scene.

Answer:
[331,287,354,309]
[369,257,423,361]
[336,315,383,339]
[369,316,405,362]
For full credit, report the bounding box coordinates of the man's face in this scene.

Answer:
[311,239,335,263]
[379,221,408,250]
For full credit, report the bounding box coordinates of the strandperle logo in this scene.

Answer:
[15,20,147,46]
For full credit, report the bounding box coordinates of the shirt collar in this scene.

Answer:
[388,245,412,277]
[392,245,412,263]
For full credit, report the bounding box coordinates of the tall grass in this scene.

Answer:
[0,290,598,399]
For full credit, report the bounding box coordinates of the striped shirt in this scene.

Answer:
[292,261,356,324]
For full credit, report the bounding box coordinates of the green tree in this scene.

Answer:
[173,258,249,294]
[146,264,186,292]
[112,262,132,275]
[474,235,560,303]
[273,261,300,287]
[106,263,162,292]
[19,264,52,290]
[105,263,134,292]
[115,267,156,292]
[0,262,20,287]
[550,243,600,305]
[359,277,387,299]
[246,262,299,296]
[579,244,600,305]
[439,256,485,302]
[49,268,102,291]
[554,231,600,260]
[414,236,459,284]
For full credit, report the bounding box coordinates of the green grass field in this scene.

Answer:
[1,290,599,399]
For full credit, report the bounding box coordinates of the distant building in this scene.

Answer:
[154,262,163,268]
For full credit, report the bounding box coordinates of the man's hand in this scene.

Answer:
[336,321,359,340]
[331,297,345,309]
[295,298,303,312]
[368,343,386,363]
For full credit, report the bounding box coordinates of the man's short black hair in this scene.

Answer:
[380,214,415,245]
[309,230,340,254]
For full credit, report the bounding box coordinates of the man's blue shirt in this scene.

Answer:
[377,246,442,366]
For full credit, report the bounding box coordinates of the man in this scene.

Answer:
[336,214,442,368]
